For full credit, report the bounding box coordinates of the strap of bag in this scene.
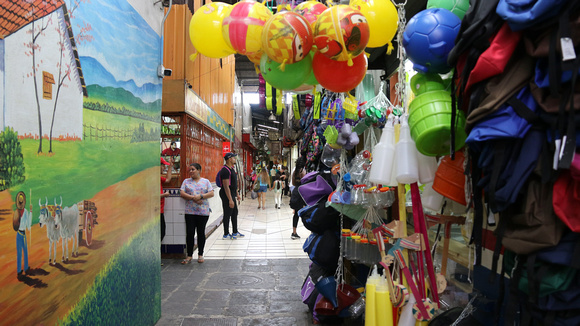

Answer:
[469,147,484,266]
[504,254,524,325]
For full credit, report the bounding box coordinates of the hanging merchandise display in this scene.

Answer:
[222,0,272,56]
[189,2,235,59]
[261,11,313,67]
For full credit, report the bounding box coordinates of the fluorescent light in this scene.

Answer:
[256,124,278,130]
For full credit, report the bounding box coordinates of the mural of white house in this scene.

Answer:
[0,0,86,145]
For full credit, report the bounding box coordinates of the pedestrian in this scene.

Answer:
[180,163,214,264]
[254,168,270,209]
[282,166,291,196]
[219,152,244,239]
[160,157,173,265]
[289,158,306,239]
[270,164,277,188]
[272,175,284,209]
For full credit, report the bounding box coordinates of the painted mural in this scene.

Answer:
[0,1,164,325]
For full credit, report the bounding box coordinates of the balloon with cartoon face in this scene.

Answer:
[314,5,369,62]
[294,0,328,29]
[262,11,313,65]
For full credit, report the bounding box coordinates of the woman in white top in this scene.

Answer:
[272,175,284,209]
[180,163,214,264]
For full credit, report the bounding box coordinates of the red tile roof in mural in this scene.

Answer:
[0,0,65,38]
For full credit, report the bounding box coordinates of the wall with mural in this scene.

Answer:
[0,0,164,324]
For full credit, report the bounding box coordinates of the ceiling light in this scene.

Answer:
[268,111,276,121]
[256,124,278,130]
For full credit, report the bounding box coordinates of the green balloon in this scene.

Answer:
[304,69,318,86]
[260,53,312,90]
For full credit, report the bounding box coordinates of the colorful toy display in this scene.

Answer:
[222,0,272,56]
[402,8,461,74]
[294,0,328,29]
[426,0,470,20]
[314,5,370,64]
[312,52,367,93]
[262,11,313,67]
[189,2,235,59]
[350,0,398,49]
[260,53,312,90]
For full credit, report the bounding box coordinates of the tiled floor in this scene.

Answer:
[158,192,318,326]
[203,193,309,260]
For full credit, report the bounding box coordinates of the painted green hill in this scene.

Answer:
[85,84,161,117]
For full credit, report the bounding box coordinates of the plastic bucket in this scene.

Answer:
[432,151,467,206]
[408,90,467,156]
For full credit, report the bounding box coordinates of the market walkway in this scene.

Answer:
[157,191,318,326]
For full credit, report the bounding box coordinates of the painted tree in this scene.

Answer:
[25,9,52,154]
[48,1,92,153]
[0,127,26,191]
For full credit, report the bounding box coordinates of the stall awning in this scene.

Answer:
[242,133,257,150]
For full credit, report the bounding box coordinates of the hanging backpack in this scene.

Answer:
[302,229,340,272]
[500,231,580,325]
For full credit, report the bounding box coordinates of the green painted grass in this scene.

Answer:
[11,130,158,222]
[58,219,161,326]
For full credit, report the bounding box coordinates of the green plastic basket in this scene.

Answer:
[408,90,467,156]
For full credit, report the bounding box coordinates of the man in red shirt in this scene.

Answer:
[160,157,173,265]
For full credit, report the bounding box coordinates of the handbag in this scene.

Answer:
[250,190,258,199]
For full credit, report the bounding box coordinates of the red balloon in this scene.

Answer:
[312,52,367,93]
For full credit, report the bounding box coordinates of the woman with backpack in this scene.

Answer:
[253,168,270,210]
[272,175,284,209]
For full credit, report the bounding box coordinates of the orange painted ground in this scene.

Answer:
[0,167,158,326]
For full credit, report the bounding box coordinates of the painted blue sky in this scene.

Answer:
[69,0,161,87]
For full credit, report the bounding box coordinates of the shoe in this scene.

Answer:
[197,256,204,263]
[181,257,192,264]
[278,206,281,209]
[161,262,164,266]
[232,232,245,238]
[231,234,237,240]
[262,207,265,210]
[223,234,231,240]
[291,233,300,239]
[258,206,261,209]
[275,204,278,209]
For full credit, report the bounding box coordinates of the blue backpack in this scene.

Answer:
[215,165,232,188]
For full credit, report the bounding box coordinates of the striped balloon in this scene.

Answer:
[222,0,273,55]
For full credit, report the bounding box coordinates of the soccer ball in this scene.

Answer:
[403,8,461,74]
[426,0,470,20]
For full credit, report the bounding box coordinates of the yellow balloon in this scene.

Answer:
[189,2,236,59]
[350,0,398,49]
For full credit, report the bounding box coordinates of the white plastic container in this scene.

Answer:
[369,118,395,185]
[422,182,444,212]
[395,117,419,184]
[416,149,438,184]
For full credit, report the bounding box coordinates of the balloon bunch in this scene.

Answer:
[189,0,399,93]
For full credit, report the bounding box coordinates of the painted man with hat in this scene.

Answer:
[13,191,32,276]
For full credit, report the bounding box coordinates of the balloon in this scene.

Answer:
[402,8,460,74]
[350,0,398,48]
[314,5,370,63]
[189,2,235,58]
[262,11,313,65]
[292,84,316,94]
[260,53,312,90]
[247,50,264,65]
[294,1,328,29]
[312,51,367,93]
[304,68,318,85]
[427,0,470,20]
[222,0,273,55]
